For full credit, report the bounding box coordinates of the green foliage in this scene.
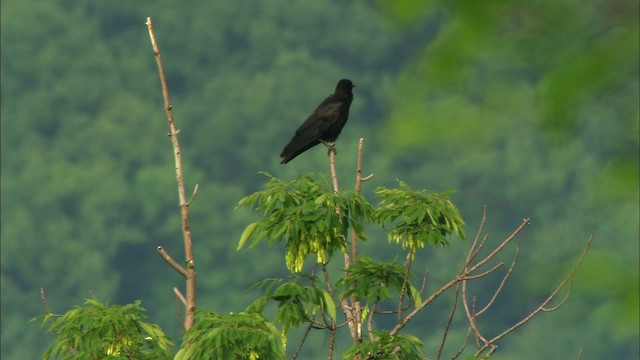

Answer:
[374,182,465,256]
[238,174,464,273]
[175,310,285,360]
[338,256,421,307]
[40,298,173,360]
[343,331,424,360]
[238,175,466,357]
[249,276,337,340]
[237,173,374,272]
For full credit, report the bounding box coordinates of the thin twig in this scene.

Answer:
[40,288,77,355]
[462,262,504,280]
[174,287,187,306]
[451,327,472,360]
[466,206,488,265]
[186,184,199,206]
[174,289,185,332]
[40,288,52,317]
[419,272,429,294]
[437,283,460,360]
[292,323,313,360]
[397,253,414,322]
[477,245,519,316]
[462,282,489,348]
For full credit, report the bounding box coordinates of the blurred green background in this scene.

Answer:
[1,0,637,359]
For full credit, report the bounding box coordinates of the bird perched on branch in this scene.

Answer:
[280,79,355,164]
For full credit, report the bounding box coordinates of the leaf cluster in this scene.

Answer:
[248,276,337,340]
[175,310,285,360]
[238,175,464,273]
[40,298,173,360]
[237,173,374,272]
[343,331,424,360]
[338,256,421,307]
[374,181,465,257]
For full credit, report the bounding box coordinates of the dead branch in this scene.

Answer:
[157,246,187,276]
[328,143,361,344]
[477,245,519,316]
[397,253,414,322]
[40,288,77,355]
[390,217,531,336]
[437,283,460,360]
[292,323,314,360]
[471,232,594,356]
[146,16,197,330]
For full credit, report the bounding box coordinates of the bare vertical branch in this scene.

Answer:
[328,323,336,360]
[292,324,313,360]
[437,283,461,360]
[146,17,197,330]
[351,137,366,261]
[40,288,77,355]
[328,144,362,344]
[397,253,413,323]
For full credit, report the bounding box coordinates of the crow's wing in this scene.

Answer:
[280,97,342,163]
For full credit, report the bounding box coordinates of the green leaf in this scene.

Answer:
[237,222,258,250]
[321,289,337,322]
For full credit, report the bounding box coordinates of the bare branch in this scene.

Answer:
[292,324,313,360]
[40,288,77,355]
[474,232,594,356]
[173,287,187,306]
[419,272,428,294]
[477,245,519,316]
[462,281,489,349]
[40,288,52,317]
[328,323,336,360]
[462,262,504,280]
[349,138,367,343]
[452,327,472,360]
[465,218,530,275]
[542,277,574,312]
[437,283,460,360]
[367,301,378,340]
[157,246,187,276]
[397,253,414,322]
[146,16,197,330]
[186,183,199,206]
[328,144,362,343]
[466,206,488,265]
[174,290,185,332]
[389,276,460,335]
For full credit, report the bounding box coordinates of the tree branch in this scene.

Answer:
[437,283,460,360]
[472,232,594,356]
[157,246,187,276]
[146,16,197,330]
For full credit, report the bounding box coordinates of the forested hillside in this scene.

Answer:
[2,0,637,359]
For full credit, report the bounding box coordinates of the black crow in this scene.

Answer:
[280,79,355,164]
